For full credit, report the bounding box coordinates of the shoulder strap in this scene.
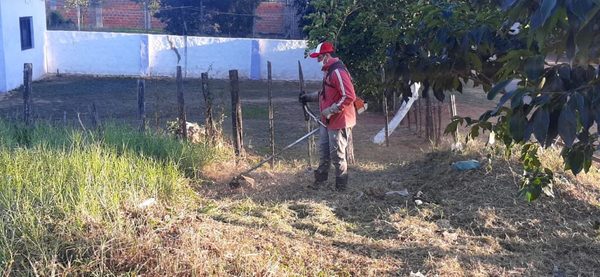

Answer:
[324,61,349,89]
[326,61,348,79]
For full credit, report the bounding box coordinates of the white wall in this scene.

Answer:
[46,31,145,76]
[45,31,322,81]
[0,0,46,92]
[258,39,322,81]
[148,35,254,79]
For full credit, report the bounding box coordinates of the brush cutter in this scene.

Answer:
[228,105,325,188]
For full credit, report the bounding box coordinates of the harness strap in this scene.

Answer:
[322,61,350,97]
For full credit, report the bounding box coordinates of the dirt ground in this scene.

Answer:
[1,76,599,276]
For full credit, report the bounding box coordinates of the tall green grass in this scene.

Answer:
[0,121,223,274]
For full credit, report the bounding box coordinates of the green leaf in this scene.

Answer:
[558,65,572,84]
[583,147,593,173]
[558,103,577,147]
[492,90,515,115]
[574,93,591,129]
[487,79,513,100]
[566,30,576,61]
[524,55,545,82]
[470,125,480,139]
[510,109,528,142]
[519,184,542,202]
[567,147,585,174]
[532,108,550,144]
[566,0,595,23]
[466,52,483,72]
[531,0,558,29]
[501,0,518,11]
[511,89,527,109]
[444,118,461,135]
[577,1,600,30]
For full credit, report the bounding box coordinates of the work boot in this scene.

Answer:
[335,175,348,191]
[308,170,328,190]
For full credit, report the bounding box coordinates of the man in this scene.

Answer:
[299,41,356,191]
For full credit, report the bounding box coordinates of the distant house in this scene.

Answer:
[254,0,302,39]
[0,0,47,93]
[47,0,164,31]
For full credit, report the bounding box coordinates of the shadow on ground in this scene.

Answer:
[202,148,600,276]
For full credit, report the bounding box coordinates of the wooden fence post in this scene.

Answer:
[298,61,313,168]
[90,102,100,129]
[229,69,243,158]
[23,63,32,126]
[201,72,215,143]
[381,66,389,147]
[407,98,412,130]
[437,103,442,146]
[177,66,187,140]
[449,94,459,142]
[417,98,423,137]
[268,62,275,168]
[425,90,433,141]
[138,78,146,131]
[392,90,398,113]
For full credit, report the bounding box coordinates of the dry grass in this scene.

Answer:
[69,138,598,276]
[2,76,599,275]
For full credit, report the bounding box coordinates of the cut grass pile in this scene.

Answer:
[193,140,600,276]
[0,121,223,275]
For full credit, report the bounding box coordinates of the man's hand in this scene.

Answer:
[321,103,340,118]
[299,91,309,104]
[299,91,319,104]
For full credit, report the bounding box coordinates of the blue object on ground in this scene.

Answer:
[452,160,480,171]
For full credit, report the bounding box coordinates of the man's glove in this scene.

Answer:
[299,91,309,104]
[321,103,340,119]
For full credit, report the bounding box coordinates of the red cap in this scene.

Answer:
[309,42,335,58]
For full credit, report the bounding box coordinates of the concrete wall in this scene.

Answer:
[46,31,145,76]
[147,35,254,79]
[0,0,47,92]
[45,31,322,81]
[258,39,321,81]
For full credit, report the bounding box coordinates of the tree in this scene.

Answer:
[301,1,509,105]
[302,0,411,100]
[154,0,261,37]
[451,0,600,201]
[302,0,600,201]
[292,0,315,37]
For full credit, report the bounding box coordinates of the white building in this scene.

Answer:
[0,0,46,93]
